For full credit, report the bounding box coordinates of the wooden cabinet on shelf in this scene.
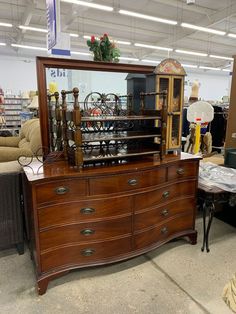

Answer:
[146,58,186,151]
[3,97,29,129]
[24,154,199,295]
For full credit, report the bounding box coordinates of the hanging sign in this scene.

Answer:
[46,0,57,50]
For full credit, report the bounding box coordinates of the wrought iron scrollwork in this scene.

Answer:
[46,88,166,169]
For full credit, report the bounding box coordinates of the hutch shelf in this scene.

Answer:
[47,89,167,168]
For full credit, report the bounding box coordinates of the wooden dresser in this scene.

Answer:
[24,154,199,294]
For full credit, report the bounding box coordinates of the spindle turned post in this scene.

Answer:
[72,87,83,169]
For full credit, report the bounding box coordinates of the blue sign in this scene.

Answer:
[46,0,57,50]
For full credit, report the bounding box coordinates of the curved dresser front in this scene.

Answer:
[24,155,199,294]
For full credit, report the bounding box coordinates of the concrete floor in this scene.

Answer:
[0,216,235,314]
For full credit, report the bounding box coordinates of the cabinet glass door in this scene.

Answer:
[170,115,181,147]
[168,77,183,149]
[171,77,182,112]
[156,76,170,110]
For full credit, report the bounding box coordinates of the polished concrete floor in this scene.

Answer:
[0,216,235,314]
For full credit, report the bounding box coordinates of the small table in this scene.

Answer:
[198,183,229,252]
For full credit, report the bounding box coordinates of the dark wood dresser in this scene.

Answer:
[24,153,199,294]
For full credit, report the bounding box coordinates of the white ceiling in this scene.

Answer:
[0,0,236,70]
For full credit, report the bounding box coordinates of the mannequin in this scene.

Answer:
[0,87,4,106]
[0,87,5,126]
[189,79,200,104]
[0,87,4,114]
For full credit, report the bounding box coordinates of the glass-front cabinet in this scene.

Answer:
[147,59,186,151]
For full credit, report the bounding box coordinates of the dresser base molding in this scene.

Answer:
[24,154,200,295]
[37,229,197,295]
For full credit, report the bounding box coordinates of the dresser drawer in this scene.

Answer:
[134,213,193,250]
[168,161,198,181]
[134,181,196,211]
[40,236,132,272]
[40,216,132,251]
[134,197,195,231]
[35,179,87,205]
[38,195,132,228]
[89,167,166,195]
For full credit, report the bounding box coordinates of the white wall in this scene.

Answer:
[184,70,231,102]
[0,56,37,96]
[0,54,232,102]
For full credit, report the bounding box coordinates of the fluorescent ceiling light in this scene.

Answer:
[61,0,113,11]
[71,51,91,56]
[70,33,79,37]
[227,33,236,38]
[141,59,160,64]
[209,54,233,61]
[0,42,6,46]
[222,69,231,72]
[83,35,91,39]
[119,10,177,25]
[175,49,207,57]
[182,64,198,68]
[115,40,131,45]
[135,43,173,51]
[19,25,47,33]
[11,43,47,51]
[181,23,226,36]
[19,26,79,38]
[199,66,221,71]
[120,57,139,61]
[0,22,12,27]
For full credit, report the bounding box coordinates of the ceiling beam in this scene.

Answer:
[151,0,215,15]
[140,2,236,59]
[14,0,38,44]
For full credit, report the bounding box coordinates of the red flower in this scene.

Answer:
[103,33,108,37]
[91,35,95,43]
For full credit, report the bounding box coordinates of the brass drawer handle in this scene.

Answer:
[162,191,170,198]
[55,186,69,195]
[177,168,184,175]
[80,229,95,236]
[81,248,95,256]
[161,209,169,217]
[161,227,168,235]
[80,207,95,215]
[128,178,138,186]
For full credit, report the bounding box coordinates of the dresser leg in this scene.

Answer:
[37,270,70,295]
[186,231,198,245]
[37,278,50,295]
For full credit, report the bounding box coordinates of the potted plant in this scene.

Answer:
[87,34,120,62]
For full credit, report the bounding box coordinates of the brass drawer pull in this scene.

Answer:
[55,186,69,195]
[161,209,169,217]
[128,178,138,186]
[162,191,170,198]
[80,207,95,215]
[177,168,184,175]
[161,227,168,235]
[80,229,95,236]
[81,248,95,256]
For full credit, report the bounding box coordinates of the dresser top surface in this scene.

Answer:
[24,152,200,183]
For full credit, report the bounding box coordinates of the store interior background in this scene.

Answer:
[0,55,232,101]
[1,1,236,312]
[0,0,235,102]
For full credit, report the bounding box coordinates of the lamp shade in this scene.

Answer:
[28,95,38,109]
